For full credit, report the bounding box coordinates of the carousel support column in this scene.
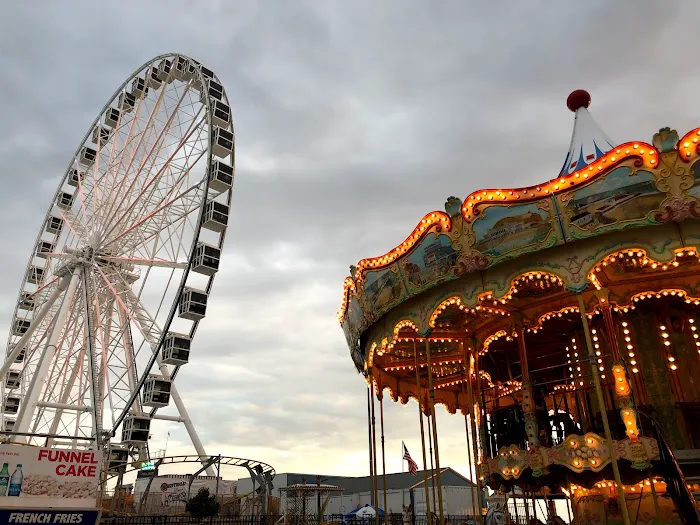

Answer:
[413,340,433,525]
[564,477,573,524]
[577,293,632,525]
[370,371,380,524]
[424,339,445,525]
[427,416,437,511]
[647,470,662,519]
[511,486,520,524]
[594,289,642,446]
[459,342,479,524]
[379,387,388,518]
[468,339,486,525]
[522,488,530,523]
[514,316,539,449]
[367,381,375,508]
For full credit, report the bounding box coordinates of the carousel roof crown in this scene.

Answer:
[560,90,616,176]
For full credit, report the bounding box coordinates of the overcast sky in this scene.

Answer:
[2,0,700,486]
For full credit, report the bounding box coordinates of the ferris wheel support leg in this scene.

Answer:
[14,268,82,439]
[0,276,69,382]
[155,358,215,476]
[163,376,216,476]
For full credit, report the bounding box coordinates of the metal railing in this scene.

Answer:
[99,514,480,525]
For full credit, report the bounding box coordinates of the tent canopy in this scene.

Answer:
[345,504,385,519]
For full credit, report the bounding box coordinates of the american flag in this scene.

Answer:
[403,442,418,475]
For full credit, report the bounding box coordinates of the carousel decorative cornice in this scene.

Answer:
[461,141,657,222]
[351,210,451,282]
[340,92,666,291]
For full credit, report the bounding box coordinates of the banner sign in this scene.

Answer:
[0,444,102,509]
[0,509,101,524]
[134,475,236,507]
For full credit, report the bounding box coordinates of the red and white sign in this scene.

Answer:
[0,444,102,509]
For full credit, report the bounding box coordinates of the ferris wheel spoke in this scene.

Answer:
[99,84,202,241]
[99,256,188,270]
[88,95,150,236]
[100,112,207,246]
[95,72,175,234]
[116,113,209,237]
[96,266,161,350]
[106,183,204,255]
[94,91,137,228]
[110,108,206,238]
[58,208,89,241]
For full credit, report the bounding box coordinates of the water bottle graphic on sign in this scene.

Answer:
[0,463,9,496]
[8,464,23,496]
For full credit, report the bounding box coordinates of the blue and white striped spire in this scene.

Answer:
[559,90,616,176]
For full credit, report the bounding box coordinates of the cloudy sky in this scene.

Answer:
[2,0,700,484]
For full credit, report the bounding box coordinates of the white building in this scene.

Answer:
[236,468,486,517]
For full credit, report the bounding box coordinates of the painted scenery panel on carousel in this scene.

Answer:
[401,232,458,293]
[342,294,367,350]
[687,159,700,199]
[472,202,556,261]
[561,166,663,240]
[362,267,404,316]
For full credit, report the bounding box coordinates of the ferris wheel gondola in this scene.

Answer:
[0,54,234,474]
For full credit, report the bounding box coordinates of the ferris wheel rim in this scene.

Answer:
[2,53,235,448]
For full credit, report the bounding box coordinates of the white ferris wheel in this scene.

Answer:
[0,54,234,472]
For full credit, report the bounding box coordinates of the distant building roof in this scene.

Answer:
[282,468,476,495]
[281,484,344,493]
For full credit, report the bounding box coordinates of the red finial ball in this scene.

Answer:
[566,89,591,112]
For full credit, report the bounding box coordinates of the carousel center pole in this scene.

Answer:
[413,340,433,525]
[577,293,632,525]
[424,340,445,525]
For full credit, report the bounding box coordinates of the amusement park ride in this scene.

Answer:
[339,91,700,524]
[0,54,274,515]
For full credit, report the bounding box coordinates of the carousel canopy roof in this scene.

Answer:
[559,90,616,176]
[339,89,700,372]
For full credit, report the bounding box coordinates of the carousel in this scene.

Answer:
[338,90,700,525]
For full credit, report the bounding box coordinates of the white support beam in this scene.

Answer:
[37,402,91,412]
[0,277,69,381]
[14,268,82,438]
[151,414,185,423]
